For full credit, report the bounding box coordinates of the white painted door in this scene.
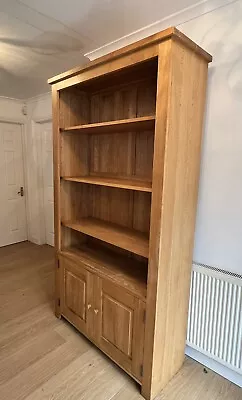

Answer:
[41,122,54,246]
[0,122,27,247]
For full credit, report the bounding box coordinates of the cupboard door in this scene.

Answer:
[95,278,145,382]
[60,256,93,337]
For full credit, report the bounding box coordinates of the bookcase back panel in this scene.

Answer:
[89,132,134,177]
[90,79,157,123]
[60,181,151,234]
[60,131,154,181]
[58,58,158,129]
[61,180,90,220]
[61,133,89,177]
[60,229,149,275]
[90,186,151,233]
[89,130,154,181]
[86,237,148,264]
[59,88,89,128]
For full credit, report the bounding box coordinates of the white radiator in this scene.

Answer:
[187,263,242,374]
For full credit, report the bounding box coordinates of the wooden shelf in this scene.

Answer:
[60,245,147,300]
[61,116,155,134]
[61,176,152,192]
[62,217,149,258]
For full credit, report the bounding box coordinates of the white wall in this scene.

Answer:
[25,93,52,244]
[0,97,25,122]
[179,2,242,275]
[0,94,52,245]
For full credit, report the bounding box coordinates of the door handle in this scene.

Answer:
[17,187,24,196]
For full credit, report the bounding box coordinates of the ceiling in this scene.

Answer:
[0,0,197,99]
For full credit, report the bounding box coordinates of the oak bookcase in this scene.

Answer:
[48,27,212,399]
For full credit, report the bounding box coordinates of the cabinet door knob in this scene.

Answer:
[87,304,92,310]
[94,309,99,314]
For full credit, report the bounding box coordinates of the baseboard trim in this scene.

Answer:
[185,345,242,387]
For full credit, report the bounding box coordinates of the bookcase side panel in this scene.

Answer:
[142,40,209,399]
[142,39,173,399]
[52,85,61,317]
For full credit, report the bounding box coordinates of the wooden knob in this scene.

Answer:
[87,304,92,310]
[94,309,99,314]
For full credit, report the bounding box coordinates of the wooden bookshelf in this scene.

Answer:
[62,217,149,258]
[49,27,212,400]
[60,116,155,134]
[61,176,152,192]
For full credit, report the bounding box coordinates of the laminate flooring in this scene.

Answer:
[0,242,241,400]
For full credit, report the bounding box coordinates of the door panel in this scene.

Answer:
[95,278,145,381]
[102,293,133,357]
[60,256,93,336]
[0,122,27,247]
[41,121,54,246]
[65,269,86,320]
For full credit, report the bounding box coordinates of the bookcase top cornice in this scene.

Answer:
[48,26,212,85]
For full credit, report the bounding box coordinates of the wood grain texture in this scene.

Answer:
[48,27,212,85]
[0,242,240,400]
[60,132,89,177]
[61,116,155,134]
[89,130,154,181]
[59,88,90,128]
[60,180,151,242]
[142,39,210,399]
[95,279,146,382]
[142,39,172,398]
[62,218,149,258]
[65,270,86,320]
[89,75,157,123]
[90,186,151,233]
[60,253,146,383]
[60,257,89,335]
[60,244,147,300]
[52,86,61,317]
[61,176,152,192]
[54,45,159,91]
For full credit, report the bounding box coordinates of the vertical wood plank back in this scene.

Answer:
[60,133,89,177]
[59,89,90,128]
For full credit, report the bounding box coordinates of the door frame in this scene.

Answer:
[0,116,29,244]
[32,116,52,245]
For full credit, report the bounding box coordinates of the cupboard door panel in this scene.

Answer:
[65,269,86,319]
[95,278,145,382]
[102,293,133,357]
[60,256,93,336]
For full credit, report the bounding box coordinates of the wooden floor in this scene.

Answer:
[0,241,241,400]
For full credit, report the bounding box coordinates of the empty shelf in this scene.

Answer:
[61,116,155,134]
[62,217,149,258]
[61,176,152,192]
